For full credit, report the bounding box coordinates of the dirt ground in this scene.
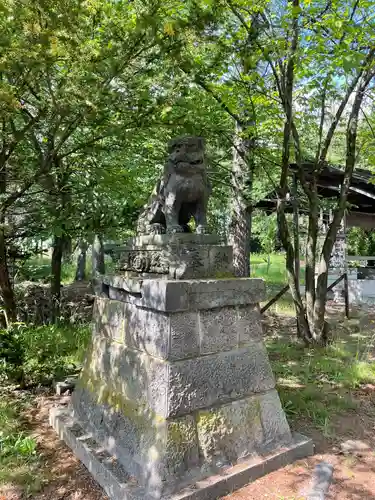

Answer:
[224,398,375,500]
[1,388,374,500]
[0,393,106,500]
[2,307,375,499]
[1,384,373,499]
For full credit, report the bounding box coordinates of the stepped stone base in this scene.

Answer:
[51,407,313,500]
[51,275,313,499]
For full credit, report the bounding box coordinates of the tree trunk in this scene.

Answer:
[75,241,88,281]
[275,2,313,343]
[292,173,300,292]
[229,122,254,277]
[92,235,105,276]
[229,195,252,277]
[312,67,375,340]
[305,185,319,329]
[0,227,17,326]
[0,155,17,327]
[92,235,105,295]
[277,200,311,342]
[50,234,63,323]
[62,235,73,263]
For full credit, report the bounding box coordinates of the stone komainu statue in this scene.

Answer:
[136,136,211,235]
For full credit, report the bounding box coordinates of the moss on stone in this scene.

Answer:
[166,417,198,474]
[196,409,233,461]
[245,398,262,428]
[214,271,236,279]
[78,364,165,427]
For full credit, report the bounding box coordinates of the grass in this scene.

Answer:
[251,253,305,285]
[253,253,375,435]
[0,322,93,495]
[0,392,44,495]
[267,320,375,436]
[251,253,288,285]
[16,255,116,285]
[251,253,301,315]
[17,256,79,284]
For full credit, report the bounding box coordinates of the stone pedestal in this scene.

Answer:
[51,277,313,499]
[116,234,233,280]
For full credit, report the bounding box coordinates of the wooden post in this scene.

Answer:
[260,285,290,314]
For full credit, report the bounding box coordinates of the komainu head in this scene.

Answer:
[167,136,206,174]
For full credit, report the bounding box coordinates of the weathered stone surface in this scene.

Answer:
[93,298,262,360]
[93,298,126,341]
[340,439,372,456]
[52,271,310,500]
[186,279,266,310]
[136,136,210,236]
[77,335,275,419]
[140,280,190,312]
[51,406,314,500]
[258,390,292,450]
[302,461,334,500]
[124,305,170,359]
[199,305,262,355]
[119,243,233,280]
[78,336,169,418]
[139,279,265,312]
[121,302,200,361]
[102,275,143,294]
[196,396,264,465]
[168,244,210,280]
[165,415,200,477]
[55,376,78,395]
[208,245,233,276]
[199,307,239,354]
[168,344,275,416]
[131,234,223,247]
[237,305,263,346]
[72,386,201,490]
[169,312,200,360]
[50,407,146,500]
[172,433,314,500]
[72,385,152,480]
[97,278,265,311]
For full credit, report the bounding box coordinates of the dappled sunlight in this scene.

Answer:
[0,392,44,496]
[224,449,375,500]
[277,376,305,389]
[264,309,375,439]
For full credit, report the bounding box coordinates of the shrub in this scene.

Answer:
[0,323,91,386]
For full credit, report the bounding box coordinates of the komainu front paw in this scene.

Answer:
[149,223,166,235]
[167,225,184,234]
[196,225,209,234]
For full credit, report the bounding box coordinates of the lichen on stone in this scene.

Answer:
[196,409,233,462]
[78,363,164,429]
[214,271,236,279]
[166,417,198,474]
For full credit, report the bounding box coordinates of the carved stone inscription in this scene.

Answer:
[122,250,169,275]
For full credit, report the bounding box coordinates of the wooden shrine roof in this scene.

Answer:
[256,163,375,215]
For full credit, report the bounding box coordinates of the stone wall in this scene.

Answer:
[9,282,94,324]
